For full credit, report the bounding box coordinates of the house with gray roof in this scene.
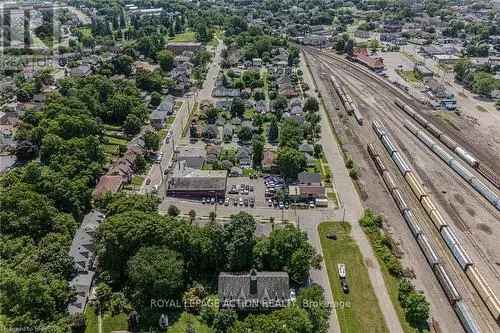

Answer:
[67,210,105,314]
[150,96,175,129]
[218,269,292,310]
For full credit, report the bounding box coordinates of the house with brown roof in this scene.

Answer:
[93,175,123,199]
[262,145,277,171]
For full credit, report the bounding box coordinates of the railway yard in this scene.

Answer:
[302,47,500,333]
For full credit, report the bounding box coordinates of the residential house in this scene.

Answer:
[150,96,175,129]
[298,171,321,186]
[70,64,92,78]
[67,210,105,314]
[255,100,268,114]
[238,146,252,168]
[218,269,292,310]
[262,145,277,171]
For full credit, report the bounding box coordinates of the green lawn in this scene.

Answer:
[168,312,212,333]
[106,136,128,146]
[169,31,196,43]
[318,222,389,333]
[131,175,145,187]
[84,306,128,333]
[396,69,421,84]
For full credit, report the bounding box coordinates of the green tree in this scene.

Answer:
[123,114,142,136]
[223,213,256,271]
[296,285,331,333]
[279,118,303,149]
[230,97,245,117]
[277,147,306,180]
[472,71,497,96]
[254,225,322,282]
[304,97,319,113]
[158,50,175,72]
[272,95,288,116]
[344,39,354,56]
[168,204,180,217]
[252,138,264,167]
[96,193,160,216]
[150,92,162,107]
[144,130,160,151]
[213,310,237,333]
[268,117,279,142]
[112,55,134,76]
[127,246,185,305]
[95,282,112,310]
[404,293,430,327]
[238,126,253,141]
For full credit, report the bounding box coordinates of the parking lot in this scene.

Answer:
[198,174,323,210]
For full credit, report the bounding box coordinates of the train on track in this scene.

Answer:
[395,100,500,192]
[367,142,481,333]
[404,121,500,211]
[371,120,500,327]
[329,75,364,125]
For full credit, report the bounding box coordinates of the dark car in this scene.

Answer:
[340,279,349,293]
[244,198,249,207]
[249,198,255,207]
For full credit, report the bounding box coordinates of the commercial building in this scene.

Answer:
[167,161,227,199]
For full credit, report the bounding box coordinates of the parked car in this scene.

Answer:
[146,178,151,185]
[249,198,255,207]
[224,198,230,206]
[233,198,238,206]
[268,199,272,207]
[239,197,244,206]
[244,198,249,207]
[309,200,315,208]
[279,202,284,209]
[229,185,238,194]
[210,197,215,205]
[284,201,289,209]
[249,185,254,192]
[340,279,349,293]
[202,197,207,204]
[218,198,224,205]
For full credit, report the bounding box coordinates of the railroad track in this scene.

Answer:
[304,50,500,332]
[304,46,500,184]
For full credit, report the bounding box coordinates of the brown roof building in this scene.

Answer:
[93,175,123,199]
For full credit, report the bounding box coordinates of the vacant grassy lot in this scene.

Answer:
[84,306,128,333]
[169,31,196,43]
[169,312,212,333]
[318,222,389,333]
[396,69,421,84]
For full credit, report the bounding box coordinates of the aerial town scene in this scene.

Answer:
[1,0,500,332]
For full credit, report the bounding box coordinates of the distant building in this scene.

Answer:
[218,269,292,310]
[70,64,92,78]
[166,42,203,55]
[351,48,384,71]
[433,54,460,65]
[414,64,433,79]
